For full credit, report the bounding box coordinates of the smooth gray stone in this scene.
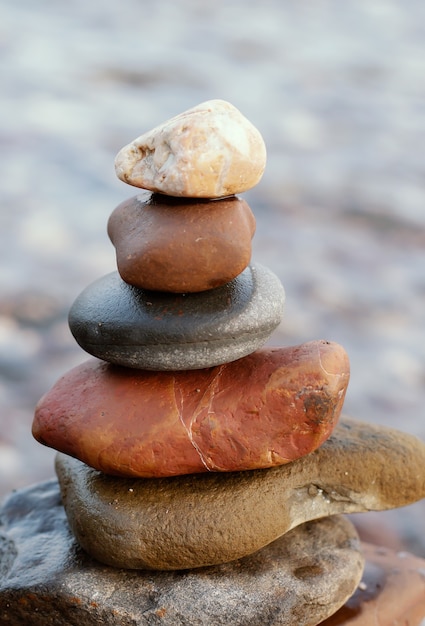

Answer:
[68,263,285,370]
[0,480,364,626]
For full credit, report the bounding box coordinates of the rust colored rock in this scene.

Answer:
[107,192,256,292]
[114,99,267,198]
[320,543,425,625]
[32,340,349,478]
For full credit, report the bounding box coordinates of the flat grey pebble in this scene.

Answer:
[68,264,285,370]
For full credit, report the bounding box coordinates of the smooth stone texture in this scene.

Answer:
[0,479,364,626]
[33,341,350,478]
[68,263,285,370]
[320,543,425,625]
[114,99,267,198]
[55,418,425,570]
[107,192,256,292]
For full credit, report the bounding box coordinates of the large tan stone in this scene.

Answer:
[320,543,425,625]
[114,99,267,197]
[33,341,349,477]
[107,193,256,292]
[55,417,425,570]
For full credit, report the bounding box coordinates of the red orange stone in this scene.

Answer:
[32,340,350,478]
[107,193,256,292]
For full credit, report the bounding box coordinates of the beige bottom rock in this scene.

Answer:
[55,417,425,570]
[0,477,364,626]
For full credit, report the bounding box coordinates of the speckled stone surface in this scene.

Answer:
[0,479,364,626]
[54,418,425,570]
[68,263,285,370]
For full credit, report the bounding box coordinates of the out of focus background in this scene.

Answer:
[1,0,424,555]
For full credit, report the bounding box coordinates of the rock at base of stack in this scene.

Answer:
[0,479,365,626]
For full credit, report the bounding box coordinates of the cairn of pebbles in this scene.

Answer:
[17,100,425,625]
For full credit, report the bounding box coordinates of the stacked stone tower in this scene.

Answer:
[2,100,423,624]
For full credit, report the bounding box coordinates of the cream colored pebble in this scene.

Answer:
[114,99,266,198]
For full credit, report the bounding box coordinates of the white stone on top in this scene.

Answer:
[114,99,266,198]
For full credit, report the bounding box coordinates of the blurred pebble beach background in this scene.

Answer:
[1,0,424,555]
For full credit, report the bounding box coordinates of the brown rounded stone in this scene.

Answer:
[320,543,425,625]
[54,417,425,570]
[107,192,256,292]
[114,99,267,198]
[33,340,350,478]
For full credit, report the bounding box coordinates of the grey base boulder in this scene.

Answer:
[0,479,364,626]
